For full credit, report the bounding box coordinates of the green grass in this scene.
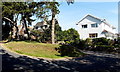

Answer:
[15,50,24,54]
[5,41,67,59]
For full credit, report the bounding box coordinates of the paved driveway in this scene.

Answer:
[1,45,120,72]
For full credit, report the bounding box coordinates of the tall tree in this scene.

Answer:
[35,2,60,44]
[2,2,20,40]
[19,2,35,39]
[45,2,60,44]
[2,2,36,40]
[48,0,74,44]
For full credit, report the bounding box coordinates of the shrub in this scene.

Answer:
[92,37,110,45]
[92,45,114,52]
[56,44,82,57]
[62,28,80,44]
[76,38,92,50]
[77,38,119,53]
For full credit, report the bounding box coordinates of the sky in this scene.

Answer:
[58,2,118,32]
[32,2,118,32]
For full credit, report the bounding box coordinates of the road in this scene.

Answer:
[1,45,120,72]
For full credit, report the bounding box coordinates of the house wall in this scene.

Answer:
[77,15,116,39]
[102,22,116,34]
[78,16,102,39]
[99,22,106,38]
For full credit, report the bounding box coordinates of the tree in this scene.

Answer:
[2,1,74,42]
[19,2,36,39]
[62,28,80,43]
[66,0,74,5]
[45,2,60,44]
[48,0,74,44]
[47,19,62,42]
[31,19,62,43]
[31,1,73,44]
[2,2,36,40]
[2,2,21,40]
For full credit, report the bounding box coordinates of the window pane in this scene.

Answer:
[91,24,95,27]
[82,25,87,28]
[91,23,98,27]
[89,33,98,38]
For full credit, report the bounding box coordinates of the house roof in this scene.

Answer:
[102,29,116,35]
[28,26,33,30]
[77,14,102,25]
[35,21,47,27]
[35,22,44,26]
[77,14,116,29]
[18,25,23,29]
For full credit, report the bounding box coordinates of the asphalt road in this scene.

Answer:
[1,45,120,72]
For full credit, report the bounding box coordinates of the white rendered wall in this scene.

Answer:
[77,15,115,39]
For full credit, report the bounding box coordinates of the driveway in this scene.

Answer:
[1,45,120,72]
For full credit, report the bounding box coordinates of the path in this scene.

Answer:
[81,50,120,58]
[1,45,120,72]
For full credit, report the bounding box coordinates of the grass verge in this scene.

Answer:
[4,41,67,59]
[4,41,85,59]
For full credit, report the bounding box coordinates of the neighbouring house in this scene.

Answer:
[18,25,33,35]
[31,21,49,40]
[33,21,49,32]
[18,25,33,39]
[18,25,25,36]
[11,25,26,39]
[76,14,116,39]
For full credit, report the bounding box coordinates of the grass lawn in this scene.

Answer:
[5,41,67,59]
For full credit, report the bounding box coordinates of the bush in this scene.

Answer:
[30,30,51,43]
[62,28,80,43]
[56,44,82,57]
[92,37,110,45]
[92,45,114,52]
[77,37,119,53]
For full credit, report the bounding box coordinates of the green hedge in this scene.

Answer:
[56,44,84,57]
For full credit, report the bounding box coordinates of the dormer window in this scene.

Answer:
[82,24,87,28]
[91,23,98,28]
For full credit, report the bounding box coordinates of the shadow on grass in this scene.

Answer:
[1,47,120,72]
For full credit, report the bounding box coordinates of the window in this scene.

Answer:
[91,23,98,28]
[82,25,87,28]
[89,33,98,38]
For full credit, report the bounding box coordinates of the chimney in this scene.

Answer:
[103,19,106,21]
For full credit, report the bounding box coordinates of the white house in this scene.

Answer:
[76,14,116,39]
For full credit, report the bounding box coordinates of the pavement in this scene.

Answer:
[1,44,120,72]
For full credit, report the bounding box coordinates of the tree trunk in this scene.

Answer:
[3,17,19,40]
[51,13,55,44]
[14,14,19,39]
[23,18,30,39]
[14,24,19,39]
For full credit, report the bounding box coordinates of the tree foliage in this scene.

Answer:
[2,2,61,44]
[30,19,62,43]
[2,1,75,44]
[62,28,80,43]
